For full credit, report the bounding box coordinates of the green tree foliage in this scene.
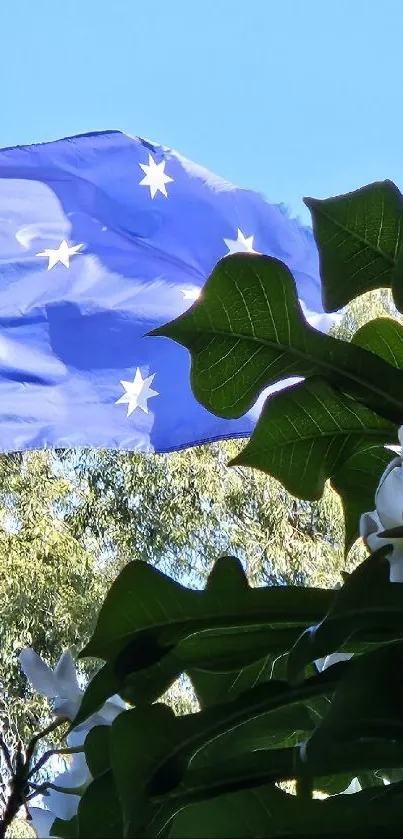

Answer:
[0,452,104,741]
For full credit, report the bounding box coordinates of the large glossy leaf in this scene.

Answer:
[77,771,122,839]
[305,181,403,311]
[306,641,403,763]
[123,625,305,703]
[84,726,111,777]
[352,317,403,368]
[109,669,344,836]
[189,656,312,765]
[171,741,403,811]
[81,556,331,662]
[189,652,289,708]
[169,780,403,838]
[287,549,403,681]
[231,377,395,499]
[150,253,403,425]
[50,817,78,838]
[74,557,333,728]
[75,625,305,727]
[391,241,403,312]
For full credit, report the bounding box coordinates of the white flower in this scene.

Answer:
[19,649,81,720]
[20,648,127,837]
[28,807,56,839]
[360,427,403,583]
[19,648,126,724]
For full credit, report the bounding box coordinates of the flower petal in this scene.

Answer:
[65,753,91,786]
[28,807,56,838]
[45,765,85,820]
[388,551,403,582]
[19,649,59,698]
[54,651,81,699]
[98,694,127,723]
[359,510,394,554]
[376,461,403,530]
[46,786,81,821]
[52,695,82,721]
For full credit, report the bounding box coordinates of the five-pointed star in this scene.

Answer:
[36,240,84,270]
[181,287,201,301]
[223,228,258,256]
[116,368,159,416]
[139,154,173,198]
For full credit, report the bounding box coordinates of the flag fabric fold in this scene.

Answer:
[0,130,326,453]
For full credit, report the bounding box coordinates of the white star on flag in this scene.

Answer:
[224,228,258,256]
[181,287,201,301]
[116,368,159,416]
[139,154,173,198]
[36,240,84,270]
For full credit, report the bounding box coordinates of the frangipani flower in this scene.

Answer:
[360,427,403,583]
[19,648,126,724]
[19,649,81,720]
[19,648,127,838]
[28,807,56,839]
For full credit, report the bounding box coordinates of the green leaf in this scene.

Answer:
[150,253,403,425]
[81,556,331,660]
[169,767,403,838]
[173,741,403,810]
[190,657,311,763]
[169,784,313,839]
[391,240,403,312]
[84,726,111,777]
[75,557,332,727]
[305,181,403,311]
[126,625,305,705]
[287,549,401,682]
[50,816,78,838]
[109,670,344,836]
[189,653,288,708]
[76,627,304,727]
[352,317,403,369]
[306,641,403,760]
[231,377,395,499]
[77,771,122,839]
[109,705,183,837]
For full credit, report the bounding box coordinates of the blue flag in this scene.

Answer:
[0,130,329,453]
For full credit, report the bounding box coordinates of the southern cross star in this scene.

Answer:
[139,154,173,199]
[223,228,258,256]
[36,240,84,270]
[116,368,159,416]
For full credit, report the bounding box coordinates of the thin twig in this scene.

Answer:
[0,736,12,776]
[28,745,83,780]
[25,717,67,766]
[28,780,82,797]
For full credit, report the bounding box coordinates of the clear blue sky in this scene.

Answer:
[1,0,402,222]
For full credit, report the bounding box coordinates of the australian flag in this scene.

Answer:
[0,130,329,453]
